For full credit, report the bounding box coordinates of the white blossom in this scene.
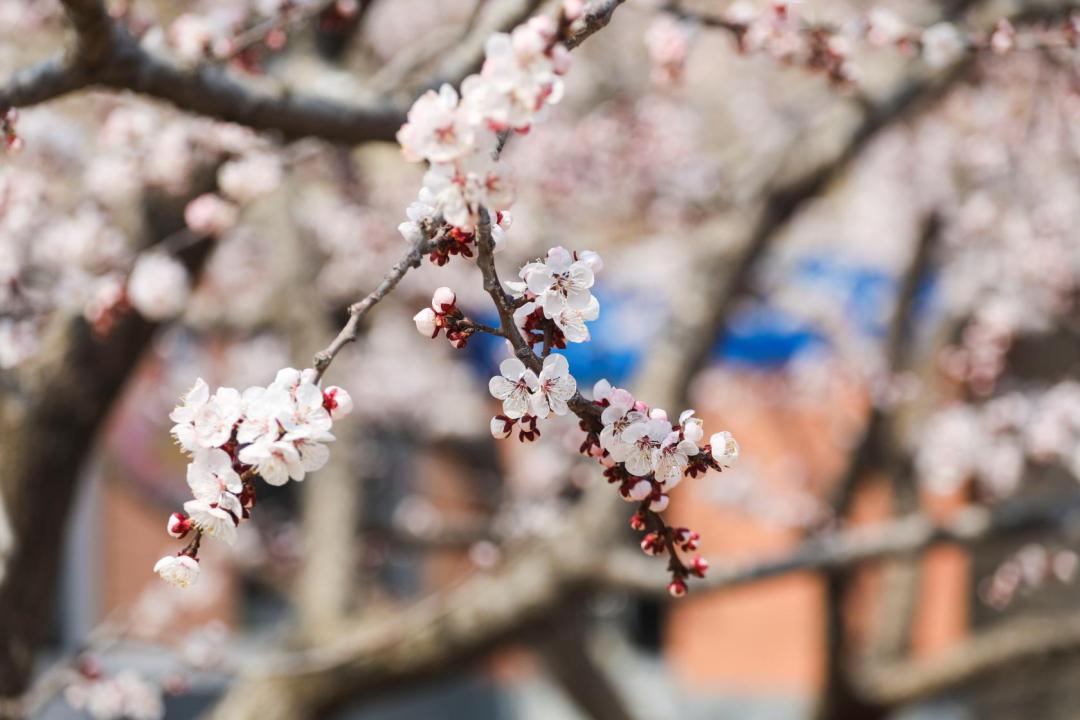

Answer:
[127,253,190,321]
[236,385,291,445]
[521,246,597,318]
[488,357,535,419]
[653,431,699,487]
[528,353,577,418]
[238,438,304,486]
[153,554,200,588]
[396,85,475,164]
[679,409,705,444]
[183,499,238,544]
[186,448,242,506]
[614,417,673,477]
[191,387,242,449]
[627,478,653,501]
[710,430,740,468]
[184,193,238,235]
[921,22,965,68]
[218,152,282,203]
[169,378,210,453]
[65,671,164,720]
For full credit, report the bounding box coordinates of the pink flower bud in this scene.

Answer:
[628,479,653,501]
[649,494,670,512]
[562,0,584,21]
[184,193,238,236]
[629,512,647,531]
[681,531,701,552]
[668,579,688,597]
[640,532,664,556]
[551,44,571,74]
[336,0,359,16]
[690,556,709,578]
[431,286,457,313]
[323,386,353,419]
[413,307,438,337]
[167,512,192,539]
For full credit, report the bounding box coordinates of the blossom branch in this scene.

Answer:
[312,232,438,382]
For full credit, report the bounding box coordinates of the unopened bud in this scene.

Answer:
[431,286,457,313]
[167,512,193,539]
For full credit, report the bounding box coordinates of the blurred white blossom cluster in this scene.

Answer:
[641,1,1074,87]
[0,98,289,367]
[395,5,581,259]
[64,669,163,720]
[916,382,1080,498]
[155,368,352,587]
[980,542,1079,610]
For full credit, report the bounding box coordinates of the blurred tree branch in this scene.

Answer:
[599,493,1080,597]
[0,0,623,145]
[0,169,220,704]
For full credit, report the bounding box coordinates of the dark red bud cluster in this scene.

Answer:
[640,532,666,556]
[430,227,476,266]
[518,305,567,350]
[493,413,542,442]
[674,527,700,552]
[2,108,22,154]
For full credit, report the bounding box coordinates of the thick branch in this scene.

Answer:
[539,615,640,720]
[0,174,219,703]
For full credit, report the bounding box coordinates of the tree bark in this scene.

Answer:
[0,188,214,707]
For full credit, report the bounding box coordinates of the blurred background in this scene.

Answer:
[4,0,1080,718]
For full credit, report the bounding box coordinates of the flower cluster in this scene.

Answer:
[980,542,1079,610]
[395,5,578,252]
[395,4,741,595]
[64,665,163,720]
[489,353,577,431]
[154,368,352,588]
[592,380,738,505]
[587,380,737,595]
[165,1,360,72]
[1,107,21,153]
[512,246,602,345]
[916,382,1080,499]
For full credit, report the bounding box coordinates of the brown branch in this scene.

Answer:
[539,612,640,720]
[3,0,629,145]
[816,213,942,720]
[474,207,600,422]
[565,0,627,50]
[312,232,435,382]
[598,493,1080,598]
[206,487,622,719]
[0,170,221,701]
[1,0,404,143]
